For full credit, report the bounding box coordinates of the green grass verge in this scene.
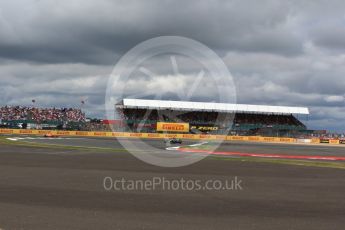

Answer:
[0,135,129,153]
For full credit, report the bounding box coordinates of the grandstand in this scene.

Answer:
[0,101,310,136]
[115,99,309,136]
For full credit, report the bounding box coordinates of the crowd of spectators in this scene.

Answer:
[0,106,85,122]
[81,119,112,131]
[119,109,305,127]
[120,109,230,124]
[307,133,345,139]
[233,113,305,128]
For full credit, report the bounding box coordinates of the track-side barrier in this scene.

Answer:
[0,128,340,145]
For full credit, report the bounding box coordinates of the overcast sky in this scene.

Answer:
[1,0,345,131]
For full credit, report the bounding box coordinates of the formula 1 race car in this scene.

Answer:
[165,138,183,144]
[44,133,60,138]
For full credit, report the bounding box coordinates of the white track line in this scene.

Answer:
[6,138,19,141]
[6,137,83,141]
[166,142,208,151]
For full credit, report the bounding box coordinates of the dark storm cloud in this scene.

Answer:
[0,0,305,64]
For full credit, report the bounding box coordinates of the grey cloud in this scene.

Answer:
[0,0,305,65]
[0,62,110,117]
[310,24,345,51]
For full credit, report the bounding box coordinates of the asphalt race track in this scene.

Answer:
[0,136,344,229]
[7,136,345,156]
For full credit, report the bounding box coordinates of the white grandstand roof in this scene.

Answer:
[118,99,309,115]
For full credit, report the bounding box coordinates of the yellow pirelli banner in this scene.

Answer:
[156,122,189,133]
[329,139,340,144]
[311,138,320,144]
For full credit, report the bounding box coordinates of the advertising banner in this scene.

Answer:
[181,134,196,139]
[229,136,247,141]
[248,136,261,141]
[311,138,320,144]
[190,125,218,132]
[199,134,212,139]
[0,129,14,134]
[129,133,143,138]
[146,133,162,138]
[75,131,90,136]
[156,122,189,132]
[279,138,295,143]
[329,139,340,144]
[112,132,127,137]
[57,131,74,136]
[19,129,34,134]
[261,137,276,142]
[93,132,107,137]
[37,130,52,135]
[215,135,227,140]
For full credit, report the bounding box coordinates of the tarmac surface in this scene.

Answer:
[7,135,345,156]
[0,136,344,229]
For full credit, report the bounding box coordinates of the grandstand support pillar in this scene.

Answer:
[306,114,309,130]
